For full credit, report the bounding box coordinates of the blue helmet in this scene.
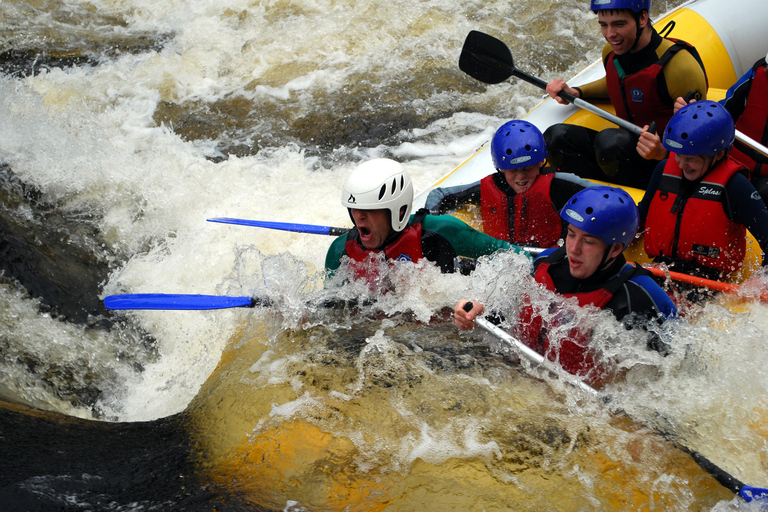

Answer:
[560,186,639,248]
[590,0,650,13]
[491,120,547,171]
[661,100,735,157]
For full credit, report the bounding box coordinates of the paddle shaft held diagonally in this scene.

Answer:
[459,30,768,156]
[461,302,767,502]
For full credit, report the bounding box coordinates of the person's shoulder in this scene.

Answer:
[661,38,704,69]
[324,233,350,270]
[724,166,762,200]
[539,167,556,176]
[624,266,677,319]
[533,247,563,266]
[725,162,752,183]
[657,36,677,53]
[601,42,613,61]
[550,170,591,188]
[417,213,475,240]
[418,211,444,225]
[419,212,467,228]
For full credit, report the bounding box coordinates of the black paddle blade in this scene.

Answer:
[459,30,515,85]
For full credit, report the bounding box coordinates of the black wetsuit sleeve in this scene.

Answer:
[721,64,759,120]
[421,229,458,273]
[424,182,482,214]
[550,172,590,210]
[606,274,677,356]
[727,173,768,266]
[325,234,349,272]
[419,214,517,258]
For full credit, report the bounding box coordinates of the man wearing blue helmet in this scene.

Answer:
[455,186,676,387]
[639,100,768,281]
[425,120,591,248]
[544,0,707,189]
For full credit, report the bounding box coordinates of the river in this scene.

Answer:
[1,0,767,510]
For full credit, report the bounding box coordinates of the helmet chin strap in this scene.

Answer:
[690,154,718,180]
[630,10,648,52]
[598,243,620,270]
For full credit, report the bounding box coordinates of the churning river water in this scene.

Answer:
[1,0,767,510]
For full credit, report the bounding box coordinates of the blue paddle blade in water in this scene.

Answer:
[207,217,349,236]
[103,294,256,310]
[207,217,327,233]
[740,485,768,502]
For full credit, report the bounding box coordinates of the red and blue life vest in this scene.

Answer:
[479,173,561,248]
[644,156,747,275]
[517,250,637,387]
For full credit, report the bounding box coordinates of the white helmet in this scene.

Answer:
[341,158,414,232]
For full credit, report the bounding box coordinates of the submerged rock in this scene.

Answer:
[0,163,112,323]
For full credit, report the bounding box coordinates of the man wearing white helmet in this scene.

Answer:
[544,0,707,189]
[325,158,519,276]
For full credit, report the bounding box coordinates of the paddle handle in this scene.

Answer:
[736,129,768,159]
[571,98,643,135]
[462,301,599,396]
[509,68,643,135]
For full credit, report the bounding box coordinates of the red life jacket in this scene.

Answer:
[644,156,747,275]
[344,221,425,283]
[517,250,638,387]
[730,63,768,179]
[605,39,706,131]
[479,172,561,248]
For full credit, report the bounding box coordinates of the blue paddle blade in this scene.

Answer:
[104,294,257,310]
[740,485,768,502]
[207,217,349,236]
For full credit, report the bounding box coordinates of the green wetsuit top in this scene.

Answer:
[325,210,524,274]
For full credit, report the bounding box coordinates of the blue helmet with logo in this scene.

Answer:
[590,0,650,13]
[661,100,735,157]
[560,186,639,248]
[491,120,547,171]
